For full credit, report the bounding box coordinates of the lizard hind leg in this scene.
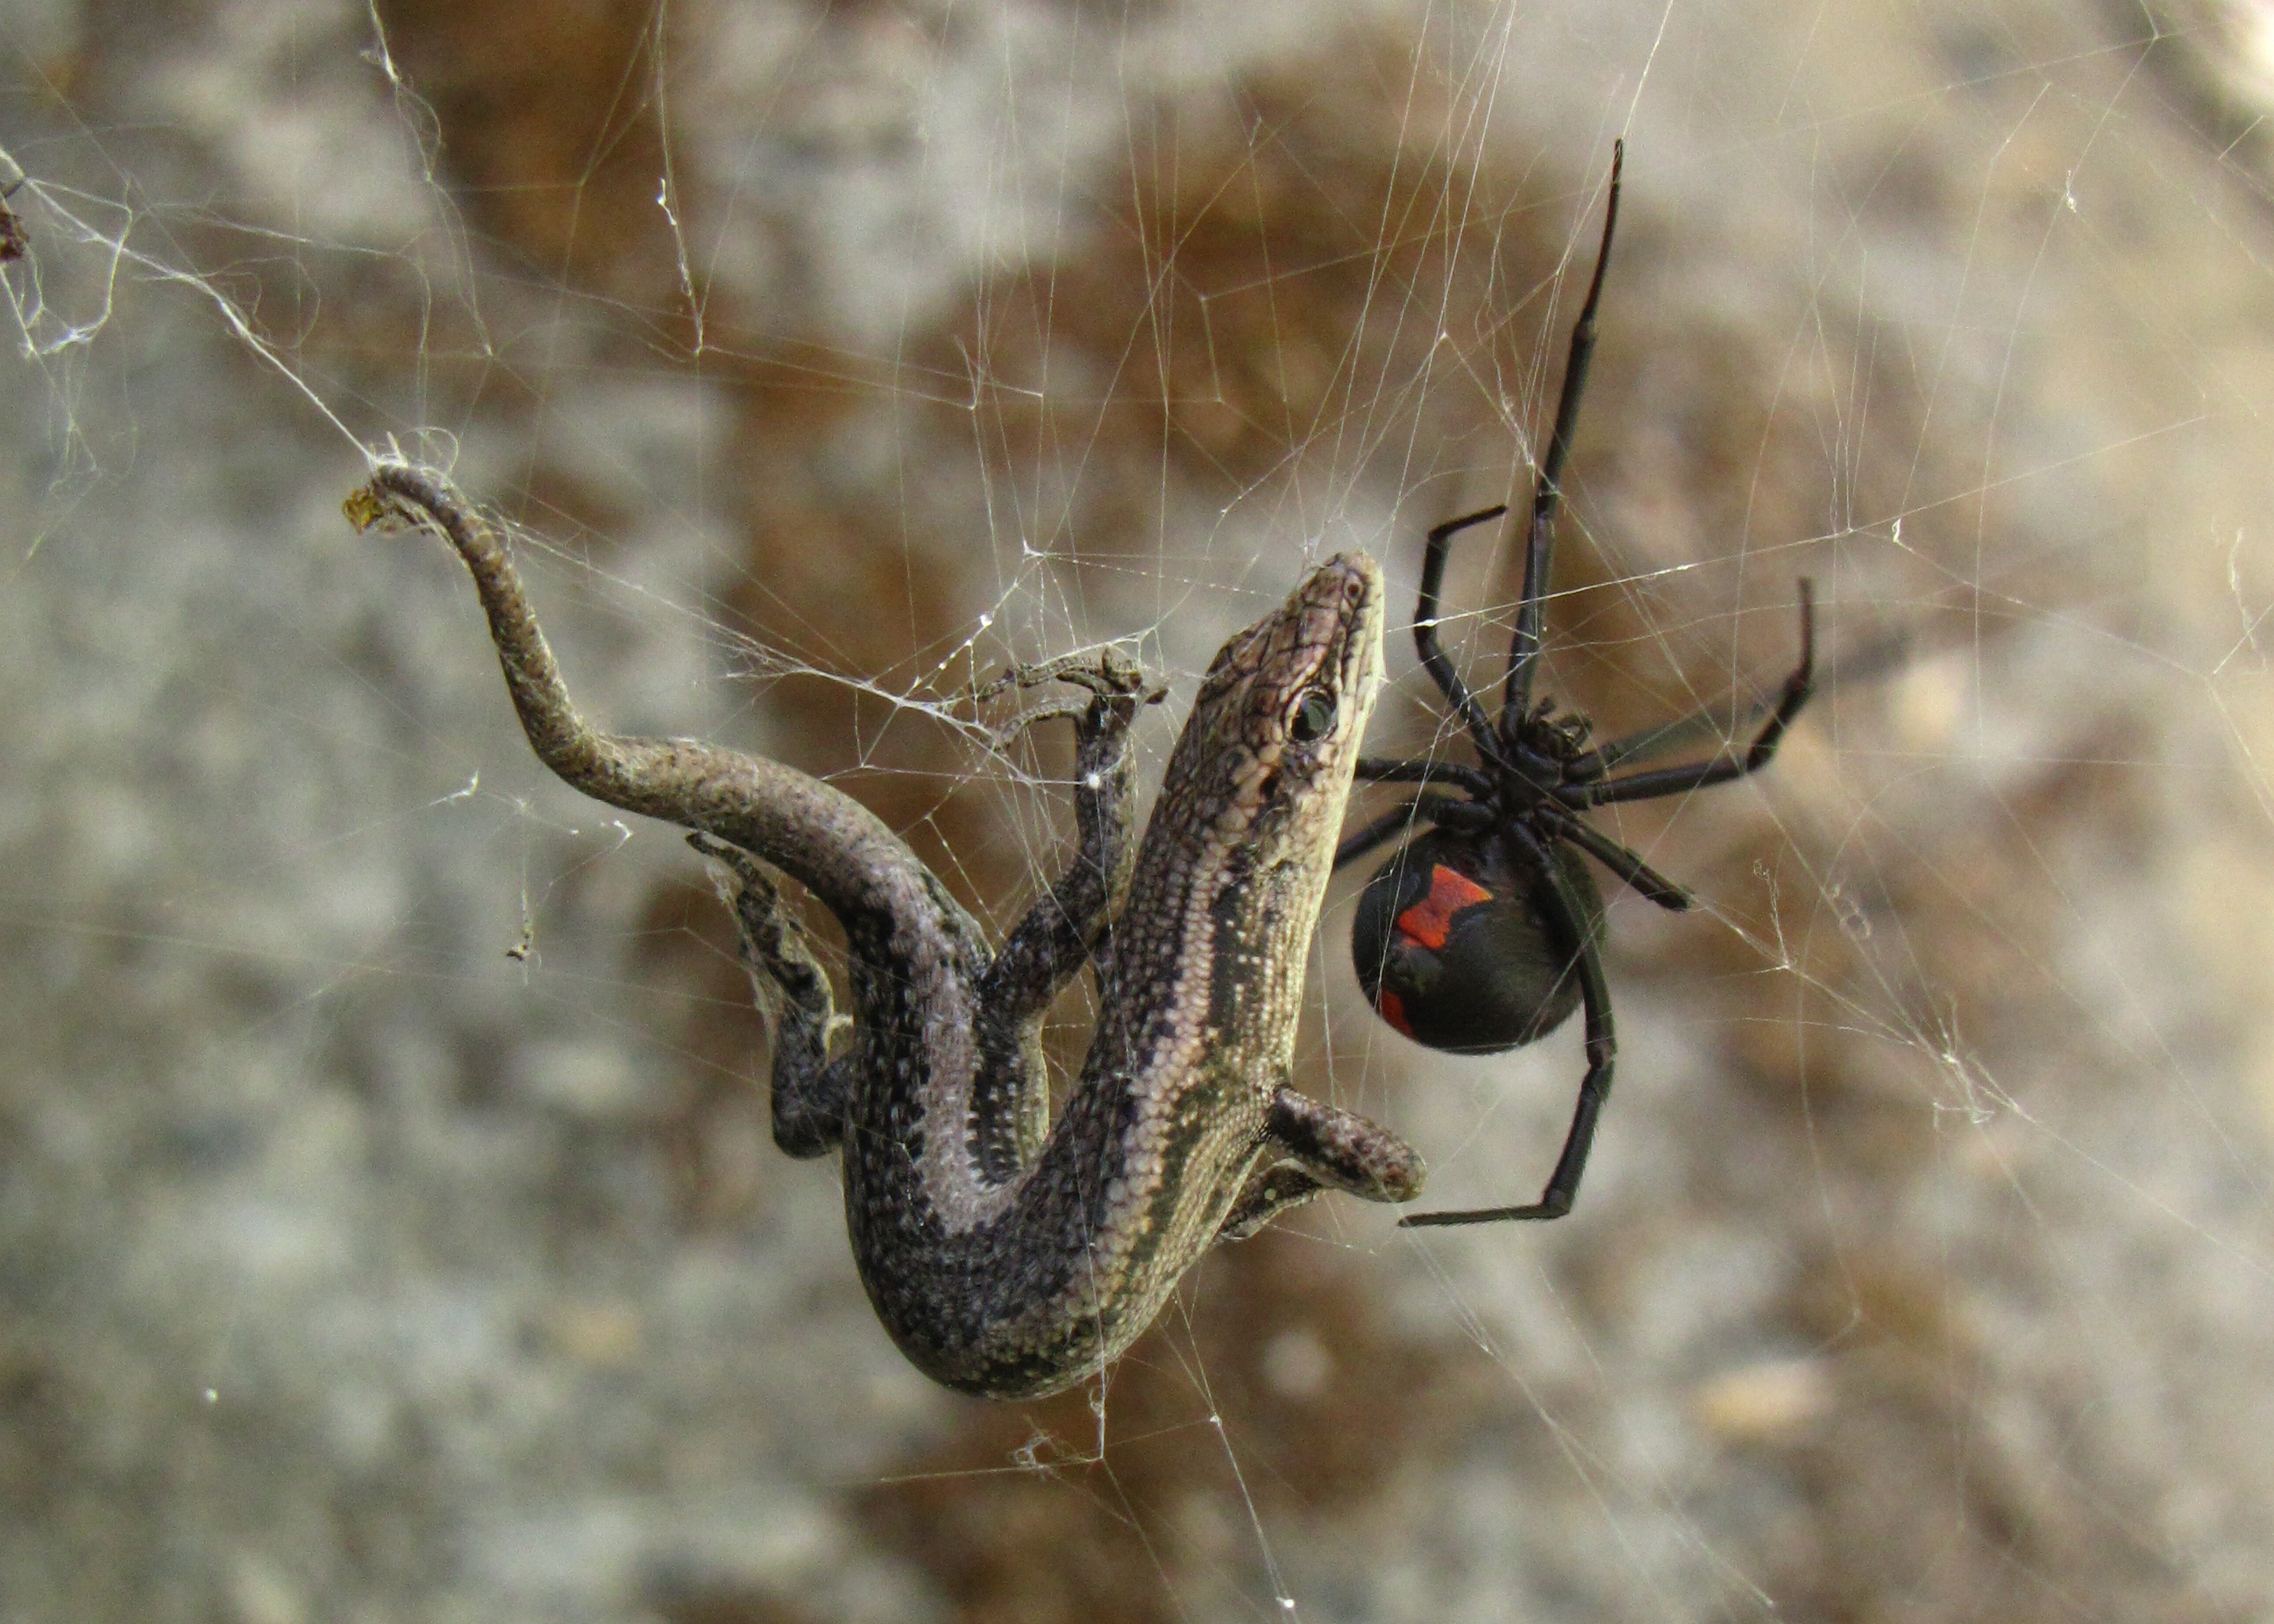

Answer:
[690,833,851,1158]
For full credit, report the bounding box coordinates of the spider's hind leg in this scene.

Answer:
[1400,822,1617,1226]
[690,833,850,1159]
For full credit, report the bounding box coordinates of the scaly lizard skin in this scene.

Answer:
[351,464,1425,1398]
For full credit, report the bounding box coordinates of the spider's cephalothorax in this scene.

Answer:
[1340,141,1817,1228]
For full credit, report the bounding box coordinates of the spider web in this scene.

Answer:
[5,0,2274,1619]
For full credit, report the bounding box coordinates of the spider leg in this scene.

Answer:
[1354,756,1496,796]
[1333,792,1460,869]
[1575,579,1816,809]
[1566,697,1766,781]
[1553,815,1695,911]
[1400,824,1616,1226]
[1504,141,1623,720]
[1413,504,1513,757]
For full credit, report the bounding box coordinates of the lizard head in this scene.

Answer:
[1091,541,1373,1101]
[1184,551,1386,839]
[1126,550,1385,1050]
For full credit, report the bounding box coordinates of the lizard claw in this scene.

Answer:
[979,648,1166,747]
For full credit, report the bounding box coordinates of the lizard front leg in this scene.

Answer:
[977,649,1161,1018]
[969,651,1161,1174]
[1219,1087,1427,1240]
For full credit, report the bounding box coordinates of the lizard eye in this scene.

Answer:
[1291,689,1337,741]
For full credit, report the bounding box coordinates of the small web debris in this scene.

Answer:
[0,180,27,264]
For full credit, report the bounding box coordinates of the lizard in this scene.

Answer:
[348,463,1425,1399]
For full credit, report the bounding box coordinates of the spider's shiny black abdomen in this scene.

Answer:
[1352,829,1606,1055]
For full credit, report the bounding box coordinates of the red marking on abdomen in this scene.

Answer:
[1376,989,1414,1037]
[1395,864,1493,951]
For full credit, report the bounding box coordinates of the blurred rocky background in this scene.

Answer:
[5,0,2274,1619]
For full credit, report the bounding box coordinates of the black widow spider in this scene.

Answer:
[1340,142,1816,1228]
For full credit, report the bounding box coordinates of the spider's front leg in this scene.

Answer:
[973,651,1164,1165]
[1219,1087,1426,1240]
[689,833,851,1159]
